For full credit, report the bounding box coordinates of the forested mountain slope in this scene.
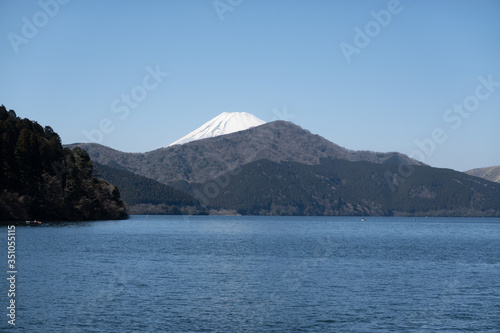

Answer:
[0,106,127,221]
[193,158,500,217]
[70,121,422,188]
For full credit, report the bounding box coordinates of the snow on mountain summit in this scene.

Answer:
[167,112,266,147]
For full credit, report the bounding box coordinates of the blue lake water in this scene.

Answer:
[1,216,500,332]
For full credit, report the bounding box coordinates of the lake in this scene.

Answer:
[2,216,500,332]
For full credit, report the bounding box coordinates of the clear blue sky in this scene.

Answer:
[1,0,499,171]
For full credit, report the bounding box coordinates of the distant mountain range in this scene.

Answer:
[69,115,500,217]
[69,121,422,186]
[466,166,500,184]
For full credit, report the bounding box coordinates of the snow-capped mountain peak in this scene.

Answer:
[167,112,266,147]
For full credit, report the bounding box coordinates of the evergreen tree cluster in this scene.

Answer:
[0,106,127,221]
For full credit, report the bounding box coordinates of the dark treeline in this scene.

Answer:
[0,106,127,221]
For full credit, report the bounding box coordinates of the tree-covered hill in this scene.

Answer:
[67,120,500,217]
[68,121,422,187]
[0,106,127,221]
[93,163,207,215]
[195,158,500,216]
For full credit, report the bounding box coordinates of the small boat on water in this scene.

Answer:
[26,220,42,225]
[361,218,366,222]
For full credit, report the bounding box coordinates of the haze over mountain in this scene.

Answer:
[167,112,266,147]
[466,166,500,184]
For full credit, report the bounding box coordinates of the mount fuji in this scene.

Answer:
[167,112,266,147]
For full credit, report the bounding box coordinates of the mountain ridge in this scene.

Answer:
[69,120,422,187]
[67,120,500,217]
[194,158,500,216]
